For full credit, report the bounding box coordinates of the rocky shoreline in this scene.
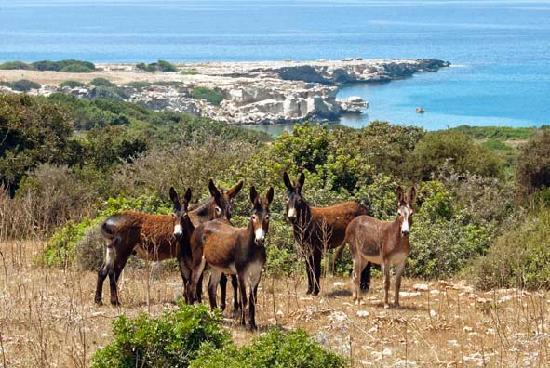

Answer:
[0,59,449,125]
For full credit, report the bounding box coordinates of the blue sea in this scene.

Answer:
[1,0,549,129]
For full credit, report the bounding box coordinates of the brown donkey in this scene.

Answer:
[180,178,244,311]
[345,186,416,308]
[95,187,193,306]
[283,172,370,295]
[188,186,274,330]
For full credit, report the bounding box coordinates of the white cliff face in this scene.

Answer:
[1,58,449,125]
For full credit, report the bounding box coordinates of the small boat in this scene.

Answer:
[416,107,425,113]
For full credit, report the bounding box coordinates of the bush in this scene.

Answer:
[60,80,86,88]
[190,328,346,368]
[0,60,33,70]
[91,304,228,368]
[410,130,503,179]
[136,60,178,72]
[32,59,95,72]
[516,130,550,199]
[471,209,550,290]
[90,77,115,87]
[191,86,223,106]
[5,79,41,92]
[408,181,493,278]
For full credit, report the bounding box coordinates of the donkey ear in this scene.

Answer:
[227,180,244,199]
[396,186,404,204]
[249,186,259,205]
[265,187,275,206]
[409,186,417,204]
[296,173,305,192]
[169,187,181,210]
[183,188,192,205]
[283,172,293,191]
[208,178,220,197]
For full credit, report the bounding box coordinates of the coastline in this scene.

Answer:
[0,58,450,125]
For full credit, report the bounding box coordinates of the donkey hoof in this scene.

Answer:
[111,300,121,307]
[94,297,103,305]
[247,323,258,331]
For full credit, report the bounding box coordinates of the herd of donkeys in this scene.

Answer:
[94,172,416,330]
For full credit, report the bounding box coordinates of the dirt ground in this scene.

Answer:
[0,241,547,367]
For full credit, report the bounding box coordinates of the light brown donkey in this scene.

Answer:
[95,187,193,306]
[345,186,416,308]
[188,186,274,330]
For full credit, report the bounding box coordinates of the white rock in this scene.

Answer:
[356,310,370,318]
[412,283,429,291]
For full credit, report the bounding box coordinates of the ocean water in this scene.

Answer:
[1,0,549,129]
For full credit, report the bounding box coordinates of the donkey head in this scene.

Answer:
[207,178,244,221]
[169,187,193,236]
[396,186,416,236]
[249,186,274,245]
[283,171,306,221]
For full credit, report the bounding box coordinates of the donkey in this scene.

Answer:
[283,172,370,296]
[188,186,274,330]
[95,187,193,306]
[345,186,416,308]
[180,178,244,311]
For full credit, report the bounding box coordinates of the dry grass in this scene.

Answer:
[0,241,547,367]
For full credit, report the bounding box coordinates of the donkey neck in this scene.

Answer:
[293,200,312,229]
[389,216,408,244]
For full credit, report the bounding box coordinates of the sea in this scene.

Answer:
[1,0,549,131]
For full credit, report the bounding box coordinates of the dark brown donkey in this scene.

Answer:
[283,172,370,296]
[188,186,274,330]
[181,179,244,310]
[345,186,416,308]
[95,187,193,306]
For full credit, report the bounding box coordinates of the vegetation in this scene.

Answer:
[1,79,41,91]
[136,60,178,72]
[191,86,224,105]
[515,130,550,199]
[0,59,95,72]
[60,80,86,88]
[448,124,542,140]
[91,304,229,368]
[191,329,346,368]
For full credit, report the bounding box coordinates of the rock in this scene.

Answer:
[356,310,370,318]
[338,96,368,113]
[399,291,421,298]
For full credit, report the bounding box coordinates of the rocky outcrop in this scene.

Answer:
[0,58,449,125]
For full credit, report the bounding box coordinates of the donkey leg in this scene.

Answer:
[359,262,372,292]
[95,263,109,305]
[247,284,259,330]
[208,270,222,310]
[304,250,315,295]
[188,257,206,304]
[178,257,191,303]
[219,273,227,311]
[231,274,240,313]
[109,258,127,306]
[352,257,366,304]
[382,262,391,309]
[394,262,406,307]
[237,273,248,326]
[312,248,322,296]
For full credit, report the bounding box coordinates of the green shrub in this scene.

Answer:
[471,209,550,290]
[190,328,346,368]
[4,79,41,92]
[181,68,198,75]
[90,77,115,87]
[60,80,86,88]
[32,59,95,72]
[410,130,503,179]
[191,86,223,106]
[91,304,228,368]
[516,130,550,199]
[0,60,33,70]
[136,60,178,72]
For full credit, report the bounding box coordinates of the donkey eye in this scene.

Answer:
[251,215,257,221]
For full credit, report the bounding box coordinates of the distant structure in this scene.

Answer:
[416,107,425,113]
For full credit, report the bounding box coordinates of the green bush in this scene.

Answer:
[90,77,116,87]
[137,60,178,72]
[191,86,224,106]
[471,209,550,290]
[32,59,95,72]
[60,80,86,88]
[0,60,33,70]
[3,79,41,92]
[91,304,229,368]
[516,130,550,199]
[190,328,346,368]
[410,130,503,179]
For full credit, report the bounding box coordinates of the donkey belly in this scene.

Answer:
[361,254,383,265]
[387,251,408,266]
[210,262,237,275]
